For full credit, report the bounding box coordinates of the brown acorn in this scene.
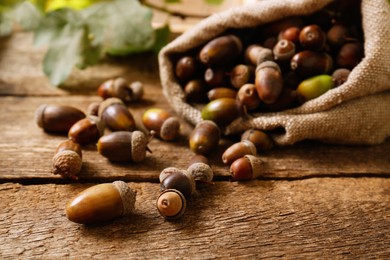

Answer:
[184,79,208,103]
[142,108,180,141]
[336,42,364,70]
[291,50,333,78]
[241,129,273,151]
[199,34,243,66]
[65,181,136,225]
[244,44,274,66]
[278,26,301,45]
[52,139,82,180]
[86,101,101,116]
[222,140,257,165]
[327,23,351,48]
[201,98,244,126]
[68,115,105,145]
[207,87,237,101]
[189,120,220,155]
[35,104,85,134]
[332,68,351,87]
[237,83,261,111]
[299,24,326,51]
[230,64,255,89]
[261,87,298,112]
[175,56,198,82]
[273,39,296,61]
[98,77,143,103]
[97,131,149,162]
[98,98,136,132]
[255,61,283,104]
[204,67,227,87]
[156,189,186,220]
[160,168,195,199]
[230,155,263,181]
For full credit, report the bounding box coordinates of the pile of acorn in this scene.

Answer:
[172,0,363,180]
[35,77,216,223]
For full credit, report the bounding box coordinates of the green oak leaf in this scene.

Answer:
[14,2,42,31]
[0,6,13,36]
[82,0,155,56]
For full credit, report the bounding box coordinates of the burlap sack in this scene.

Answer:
[159,0,390,145]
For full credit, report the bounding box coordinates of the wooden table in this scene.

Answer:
[1,32,389,259]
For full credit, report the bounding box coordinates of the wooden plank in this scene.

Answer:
[0,95,389,182]
[0,178,389,258]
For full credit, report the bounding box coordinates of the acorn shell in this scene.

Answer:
[187,162,214,183]
[52,150,82,180]
[65,181,136,224]
[68,115,105,145]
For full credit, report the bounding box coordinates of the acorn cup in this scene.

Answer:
[97,131,150,162]
[244,44,274,66]
[186,155,214,184]
[65,181,136,225]
[98,98,136,132]
[142,108,180,141]
[230,155,264,181]
[52,139,82,180]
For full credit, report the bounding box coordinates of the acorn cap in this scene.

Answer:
[256,60,281,73]
[52,150,82,180]
[160,116,180,141]
[112,181,136,216]
[98,97,124,118]
[256,48,274,65]
[245,155,263,179]
[88,115,105,137]
[187,162,214,182]
[131,130,148,162]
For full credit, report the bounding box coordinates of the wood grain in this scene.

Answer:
[1,178,389,259]
[0,95,389,182]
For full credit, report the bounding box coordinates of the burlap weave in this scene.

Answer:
[158,0,390,145]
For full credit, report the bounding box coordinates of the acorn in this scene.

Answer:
[86,101,101,116]
[291,50,333,78]
[332,68,351,87]
[327,23,351,48]
[98,98,136,132]
[201,98,244,126]
[35,104,85,134]
[336,42,364,70]
[237,83,261,111]
[299,24,326,51]
[230,155,263,181]
[98,77,143,103]
[97,131,150,162]
[296,74,334,103]
[230,64,255,89]
[187,155,214,183]
[278,26,301,45]
[52,139,82,180]
[175,56,198,82]
[184,79,208,103]
[261,87,298,112]
[207,87,237,101]
[222,140,257,165]
[199,34,243,66]
[244,44,274,66]
[65,181,136,225]
[273,39,296,61]
[241,129,274,151]
[189,120,220,155]
[156,189,187,220]
[204,67,228,87]
[142,108,180,141]
[255,61,283,104]
[68,115,105,145]
[160,168,195,199]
